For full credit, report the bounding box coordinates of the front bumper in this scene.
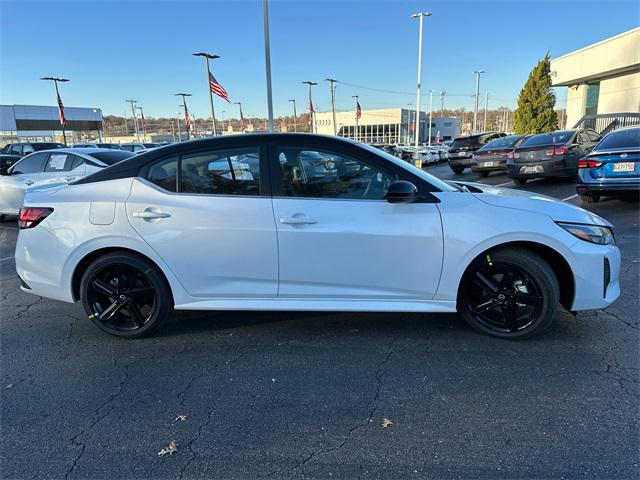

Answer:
[569,240,620,311]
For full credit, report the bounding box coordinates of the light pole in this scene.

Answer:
[411,12,432,148]
[234,101,244,132]
[302,81,317,133]
[326,78,338,135]
[483,92,489,132]
[192,52,220,136]
[428,89,433,146]
[262,0,274,132]
[289,99,298,132]
[40,76,69,145]
[136,105,147,138]
[125,99,140,142]
[473,70,485,133]
[175,93,193,139]
[440,89,445,117]
[176,112,182,141]
[221,110,227,133]
[352,95,359,141]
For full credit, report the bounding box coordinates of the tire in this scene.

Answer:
[80,252,173,338]
[512,178,527,185]
[579,194,599,204]
[451,166,464,174]
[479,171,490,178]
[458,247,560,340]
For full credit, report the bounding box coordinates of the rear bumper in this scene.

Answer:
[471,163,507,173]
[577,182,640,196]
[448,157,473,168]
[507,158,575,179]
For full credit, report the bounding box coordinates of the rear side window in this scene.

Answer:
[180,148,260,195]
[88,150,134,165]
[44,153,73,172]
[11,152,48,174]
[148,156,178,192]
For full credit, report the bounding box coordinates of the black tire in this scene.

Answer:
[451,166,464,174]
[80,252,173,338]
[479,171,490,178]
[512,178,527,185]
[579,194,599,204]
[458,247,560,340]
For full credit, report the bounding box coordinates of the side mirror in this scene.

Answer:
[387,180,418,203]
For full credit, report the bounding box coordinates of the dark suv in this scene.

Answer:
[0,142,65,174]
[447,132,507,174]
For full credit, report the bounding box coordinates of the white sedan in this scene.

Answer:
[15,134,620,339]
[0,148,134,218]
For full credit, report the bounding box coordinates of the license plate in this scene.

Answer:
[613,162,635,172]
[521,165,543,174]
[483,161,494,167]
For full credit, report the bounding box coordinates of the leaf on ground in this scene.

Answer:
[174,415,188,422]
[158,440,178,457]
[382,418,393,428]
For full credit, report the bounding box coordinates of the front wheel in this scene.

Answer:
[80,252,173,338]
[451,166,464,174]
[479,171,490,178]
[459,248,559,339]
[512,178,527,185]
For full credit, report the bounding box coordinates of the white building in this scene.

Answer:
[313,108,459,144]
[551,28,640,131]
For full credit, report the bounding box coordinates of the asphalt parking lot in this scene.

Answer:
[1,165,638,479]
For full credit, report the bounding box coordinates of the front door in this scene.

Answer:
[126,144,278,298]
[270,144,443,300]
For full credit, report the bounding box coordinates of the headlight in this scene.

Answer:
[556,222,615,245]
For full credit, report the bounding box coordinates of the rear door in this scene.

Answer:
[126,141,279,298]
[0,152,49,213]
[41,152,81,186]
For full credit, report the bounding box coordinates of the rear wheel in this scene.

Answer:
[513,178,527,185]
[579,194,599,204]
[459,248,559,339]
[80,252,173,338]
[451,166,464,174]
[479,171,490,178]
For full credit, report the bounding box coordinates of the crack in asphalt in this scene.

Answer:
[64,360,130,479]
[601,308,639,331]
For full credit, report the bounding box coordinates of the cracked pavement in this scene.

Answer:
[0,168,638,479]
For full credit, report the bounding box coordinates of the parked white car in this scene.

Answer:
[0,148,133,218]
[15,134,620,340]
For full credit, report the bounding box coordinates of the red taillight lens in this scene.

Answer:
[547,146,568,156]
[578,158,603,169]
[18,207,53,229]
[507,151,520,159]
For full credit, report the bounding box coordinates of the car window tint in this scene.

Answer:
[10,145,22,155]
[70,155,85,171]
[180,148,260,195]
[11,152,48,174]
[277,147,396,200]
[44,153,73,172]
[147,156,178,192]
[595,128,640,150]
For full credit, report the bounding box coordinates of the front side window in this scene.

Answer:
[181,148,260,195]
[10,144,22,155]
[277,147,396,200]
[10,152,48,174]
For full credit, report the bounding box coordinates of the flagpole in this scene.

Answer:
[352,95,359,142]
[263,0,274,132]
[53,80,67,146]
[302,81,317,133]
[41,76,70,146]
[205,56,218,136]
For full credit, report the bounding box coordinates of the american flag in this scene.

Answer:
[355,100,362,120]
[184,109,194,136]
[56,90,67,126]
[209,72,230,102]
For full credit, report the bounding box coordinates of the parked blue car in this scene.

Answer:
[577,126,640,203]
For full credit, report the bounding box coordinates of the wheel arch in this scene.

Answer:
[71,246,175,304]
[457,241,575,311]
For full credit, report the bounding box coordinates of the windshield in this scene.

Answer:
[594,128,640,151]
[87,150,135,165]
[358,143,458,192]
[450,136,481,149]
[520,131,573,148]
[477,135,524,151]
[34,143,64,151]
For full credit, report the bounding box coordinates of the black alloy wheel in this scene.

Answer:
[459,248,559,339]
[81,252,172,338]
[452,166,464,174]
[479,171,490,178]
[513,178,527,185]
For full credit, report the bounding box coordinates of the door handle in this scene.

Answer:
[280,215,318,225]
[25,180,34,186]
[64,176,75,181]
[133,210,171,219]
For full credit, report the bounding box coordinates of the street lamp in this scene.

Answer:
[221,110,227,133]
[136,105,147,138]
[411,12,432,149]
[263,0,274,132]
[428,89,433,146]
[352,95,360,142]
[325,78,338,135]
[302,81,317,133]
[192,51,221,136]
[473,70,485,133]
[234,101,244,132]
[288,99,297,132]
[125,99,140,142]
[40,76,69,145]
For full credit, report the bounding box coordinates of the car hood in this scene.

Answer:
[450,181,613,227]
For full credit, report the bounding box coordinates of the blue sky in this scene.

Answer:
[0,0,637,119]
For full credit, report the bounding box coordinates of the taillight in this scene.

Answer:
[507,151,520,159]
[546,146,568,156]
[18,207,53,229]
[578,158,603,169]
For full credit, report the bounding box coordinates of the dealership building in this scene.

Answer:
[313,108,459,144]
[0,104,104,145]
[551,27,640,132]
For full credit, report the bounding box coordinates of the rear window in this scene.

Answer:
[33,143,64,151]
[594,128,640,151]
[87,150,135,165]
[477,135,524,151]
[519,131,573,148]
[450,136,481,149]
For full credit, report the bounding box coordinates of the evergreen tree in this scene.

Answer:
[513,54,558,134]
